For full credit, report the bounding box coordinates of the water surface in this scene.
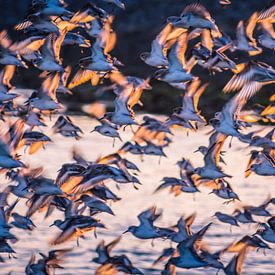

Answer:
[1,116,274,274]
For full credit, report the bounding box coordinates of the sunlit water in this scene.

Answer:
[1,116,274,274]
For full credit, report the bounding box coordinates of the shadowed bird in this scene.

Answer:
[222,235,271,253]
[6,167,42,199]
[0,31,27,67]
[96,254,143,274]
[258,16,275,50]
[76,194,114,216]
[233,209,256,224]
[0,65,18,103]
[255,216,275,243]
[53,115,83,139]
[166,223,212,269]
[89,184,121,202]
[123,207,173,240]
[211,94,253,142]
[194,145,226,164]
[92,236,121,264]
[51,215,105,245]
[250,128,275,150]
[250,159,275,176]
[11,213,36,231]
[79,38,116,72]
[91,118,122,142]
[167,213,196,243]
[28,176,64,196]
[211,179,240,202]
[25,248,72,275]
[105,84,138,126]
[32,35,64,72]
[0,139,24,169]
[214,211,239,227]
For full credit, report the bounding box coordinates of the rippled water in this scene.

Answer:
[1,116,274,274]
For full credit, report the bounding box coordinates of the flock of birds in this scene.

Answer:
[0,0,274,274]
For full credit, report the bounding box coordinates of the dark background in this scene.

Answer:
[0,0,274,117]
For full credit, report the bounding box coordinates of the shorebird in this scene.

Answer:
[53,115,83,139]
[11,213,36,231]
[233,12,262,54]
[169,78,207,125]
[20,131,52,154]
[168,3,220,32]
[168,214,196,243]
[140,23,172,67]
[0,139,24,169]
[153,33,194,84]
[214,211,239,227]
[76,194,114,216]
[233,209,256,224]
[25,248,72,275]
[194,132,231,180]
[223,61,275,102]
[123,207,173,240]
[255,217,275,243]
[166,223,212,269]
[92,118,122,142]
[92,236,121,264]
[51,215,105,245]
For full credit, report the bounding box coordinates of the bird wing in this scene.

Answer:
[193,82,208,111]
[181,3,211,19]
[260,19,275,38]
[68,69,100,89]
[237,81,263,101]
[2,65,15,88]
[201,29,213,52]
[223,63,254,93]
[156,23,173,45]
[245,12,259,43]
[205,132,227,168]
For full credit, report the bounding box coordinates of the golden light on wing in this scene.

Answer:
[176,32,188,67]
[236,247,248,274]
[60,176,83,194]
[68,69,100,89]
[28,141,47,155]
[109,71,127,86]
[194,83,208,112]
[201,29,213,52]
[245,12,259,43]
[3,65,15,87]
[54,28,68,63]
[156,23,173,45]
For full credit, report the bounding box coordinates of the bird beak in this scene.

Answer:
[122,229,129,234]
[49,223,55,227]
[193,149,199,153]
